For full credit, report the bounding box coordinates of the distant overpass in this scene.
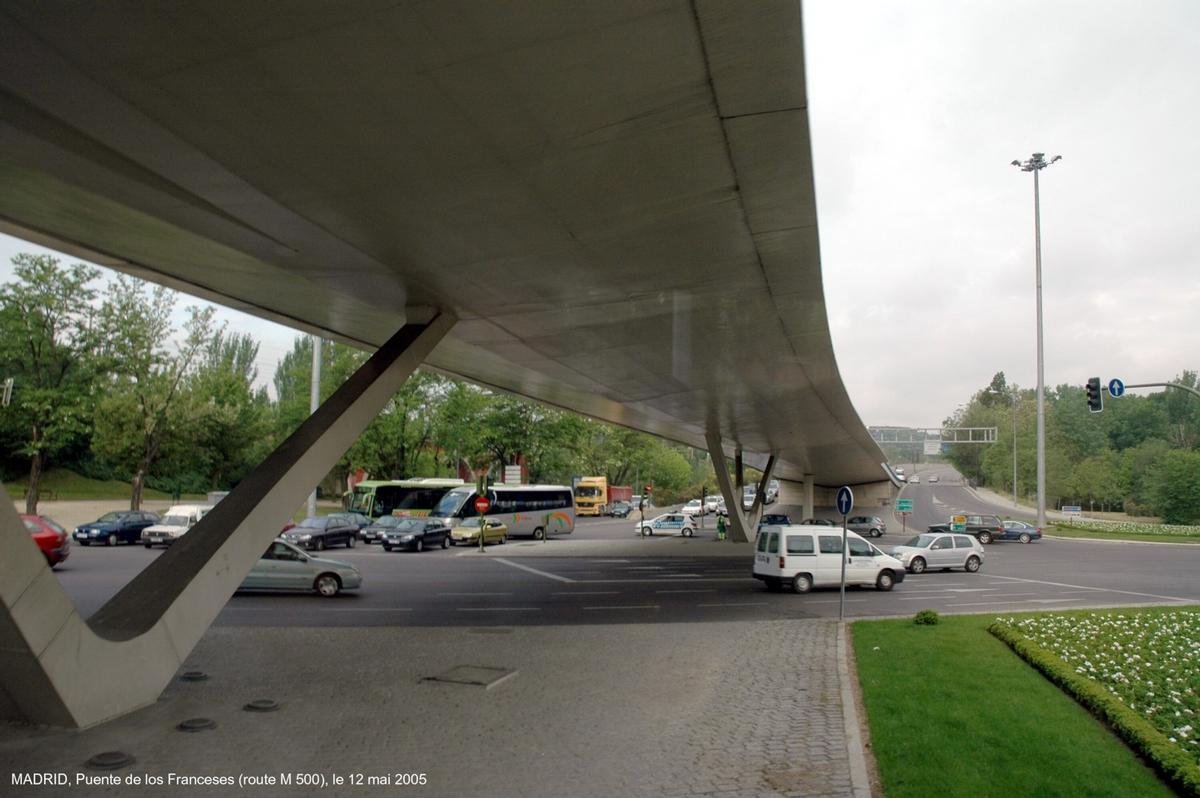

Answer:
[0,1,892,727]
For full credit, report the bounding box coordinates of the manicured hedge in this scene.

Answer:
[990,621,1200,796]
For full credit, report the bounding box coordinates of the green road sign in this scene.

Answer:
[896,499,913,512]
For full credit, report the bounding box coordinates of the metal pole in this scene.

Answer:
[838,516,848,621]
[307,336,321,519]
[1012,392,1018,509]
[1033,166,1046,530]
[1124,382,1200,400]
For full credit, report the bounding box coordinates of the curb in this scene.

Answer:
[1043,534,1200,547]
[837,623,873,798]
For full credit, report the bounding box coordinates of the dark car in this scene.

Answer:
[23,514,70,567]
[74,510,160,547]
[382,518,452,552]
[757,513,792,533]
[1001,520,1043,543]
[801,518,836,526]
[328,512,372,534]
[281,516,358,551]
[608,501,633,518]
[358,514,406,544]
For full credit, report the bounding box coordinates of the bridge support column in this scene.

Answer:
[705,430,775,544]
[0,314,455,728]
[802,474,814,520]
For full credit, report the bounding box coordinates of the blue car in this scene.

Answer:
[74,510,161,547]
[1001,520,1043,543]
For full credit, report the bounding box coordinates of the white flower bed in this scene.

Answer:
[994,610,1200,764]
[1059,518,1200,537]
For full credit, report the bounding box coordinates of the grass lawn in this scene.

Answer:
[5,468,205,502]
[853,614,1175,797]
[1048,523,1200,545]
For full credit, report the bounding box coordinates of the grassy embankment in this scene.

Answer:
[4,468,204,502]
[852,613,1177,797]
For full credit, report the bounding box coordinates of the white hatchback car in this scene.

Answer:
[890,533,984,574]
[752,527,906,593]
[634,513,697,537]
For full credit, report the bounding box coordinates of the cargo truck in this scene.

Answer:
[573,477,633,516]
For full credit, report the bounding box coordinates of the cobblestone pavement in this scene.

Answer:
[0,620,865,798]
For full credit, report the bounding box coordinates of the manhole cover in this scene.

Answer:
[177,717,216,732]
[422,666,517,690]
[244,699,280,712]
[86,751,134,770]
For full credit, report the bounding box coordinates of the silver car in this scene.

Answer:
[238,539,362,597]
[890,533,984,574]
[847,515,887,538]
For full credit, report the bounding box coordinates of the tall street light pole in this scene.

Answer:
[1011,153,1061,529]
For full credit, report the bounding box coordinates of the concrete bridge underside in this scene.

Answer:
[0,1,894,725]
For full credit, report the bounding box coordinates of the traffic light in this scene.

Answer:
[1085,377,1103,413]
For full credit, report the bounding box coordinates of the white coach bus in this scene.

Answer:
[430,484,575,540]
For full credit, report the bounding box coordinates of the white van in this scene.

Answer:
[141,504,214,548]
[752,526,906,593]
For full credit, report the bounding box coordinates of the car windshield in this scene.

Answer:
[373,516,403,527]
[904,534,939,548]
[98,512,124,522]
[161,515,189,526]
[391,520,423,532]
[299,517,326,529]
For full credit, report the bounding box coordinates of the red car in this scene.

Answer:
[22,514,71,567]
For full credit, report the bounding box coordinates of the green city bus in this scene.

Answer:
[345,478,466,519]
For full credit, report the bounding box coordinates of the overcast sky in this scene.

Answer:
[2,1,1198,428]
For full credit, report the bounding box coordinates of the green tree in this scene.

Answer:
[1151,449,1200,524]
[0,254,100,512]
[92,276,218,508]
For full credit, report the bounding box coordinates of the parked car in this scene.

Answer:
[757,513,793,533]
[801,518,836,526]
[141,504,214,548]
[282,516,358,550]
[847,515,887,538]
[608,501,633,518]
[328,511,372,534]
[382,518,452,551]
[238,540,361,597]
[23,514,70,568]
[358,514,404,544]
[450,519,508,546]
[891,533,985,574]
[681,499,706,517]
[1001,520,1043,543]
[74,510,160,547]
[753,526,904,593]
[635,512,696,537]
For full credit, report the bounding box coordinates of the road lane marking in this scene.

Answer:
[575,577,751,584]
[948,599,1078,607]
[582,605,660,611]
[437,592,514,596]
[550,590,620,596]
[986,574,1192,603]
[805,599,867,604]
[491,558,575,583]
[656,589,717,594]
[697,602,769,608]
[456,607,541,612]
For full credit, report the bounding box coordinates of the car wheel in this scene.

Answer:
[346,535,355,548]
[314,574,341,597]
[143,542,152,549]
[910,556,926,574]
[978,531,993,545]
[383,544,392,552]
[642,527,652,537]
[441,534,449,549]
[416,538,424,553]
[106,533,117,547]
[876,571,895,591]
[1019,532,1032,544]
[683,528,694,537]
[314,538,325,551]
[448,538,456,546]
[792,573,813,594]
[500,534,507,545]
[533,527,545,541]
[80,540,90,546]
[965,555,982,573]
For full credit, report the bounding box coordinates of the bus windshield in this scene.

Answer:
[432,488,472,518]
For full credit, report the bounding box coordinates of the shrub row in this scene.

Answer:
[1060,517,1200,537]
[989,621,1200,796]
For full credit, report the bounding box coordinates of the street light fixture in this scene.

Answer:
[1012,152,1061,529]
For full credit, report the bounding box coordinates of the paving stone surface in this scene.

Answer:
[1,620,859,798]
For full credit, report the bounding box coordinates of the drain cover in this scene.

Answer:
[86,751,134,770]
[422,665,517,689]
[177,717,216,732]
[243,699,280,712]
[180,671,208,682]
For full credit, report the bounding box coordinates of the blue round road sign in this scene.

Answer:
[836,486,854,516]
[1108,378,1125,398]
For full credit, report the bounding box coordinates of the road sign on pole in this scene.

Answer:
[896,499,913,513]
[1108,378,1125,398]
[475,496,491,553]
[836,486,854,517]
[836,486,853,620]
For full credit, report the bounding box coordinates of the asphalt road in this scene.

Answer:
[52,511,1200,627]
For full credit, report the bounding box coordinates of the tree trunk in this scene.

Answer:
[131,467,147,511]
[25,450,44,514]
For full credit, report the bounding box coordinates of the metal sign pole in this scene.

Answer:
[839,515,848,621]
